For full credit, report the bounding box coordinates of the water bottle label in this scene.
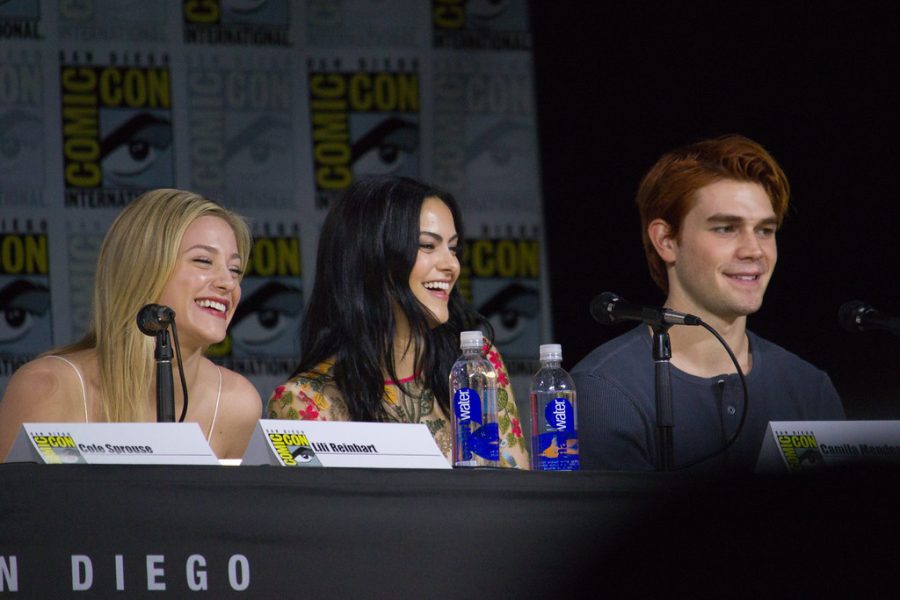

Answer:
[534,396,579,470]
[468,422,500,461]
[453,387,483,425]
[544,397,575,434]
[533,430,579,471]
[453,388,499,462]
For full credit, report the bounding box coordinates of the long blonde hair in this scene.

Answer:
[53,189,251,422]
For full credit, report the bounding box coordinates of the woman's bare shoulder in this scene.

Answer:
[3,354,88,408]
[215,364,263,416]
[204,363,261,459]
[0,354,94,457]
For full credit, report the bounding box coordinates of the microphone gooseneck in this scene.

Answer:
[839,300,900,336]
[590,292,702,327]
[135,304,189,423]
[588,292,749,471]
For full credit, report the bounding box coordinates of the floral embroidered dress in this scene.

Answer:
[266,342,530,468]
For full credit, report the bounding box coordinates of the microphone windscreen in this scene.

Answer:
[137,304,175,336]
[590,292,620,325]
[838,300,868,333]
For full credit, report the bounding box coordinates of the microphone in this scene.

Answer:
[590,292,702,327]
[839,300,900,336]
[137,304,176,335]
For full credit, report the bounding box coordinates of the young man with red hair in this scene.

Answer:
[572,134,845,471]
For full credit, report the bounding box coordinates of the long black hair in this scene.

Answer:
[294,175,492,421]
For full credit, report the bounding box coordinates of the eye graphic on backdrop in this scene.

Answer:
[100,113,173,185]
[0,279,50,344]
[229,281,302,348]
[223,0,268,15]
[478,282,539,346]
[0,110,41,177]
[467,0,512,20]
[465,119,537,203]
[221,0,289,23]
[465,119,533,173]
[338,0,404,18]
[225,115,291,178]
[351,117,418,176]
[0,0,41,18]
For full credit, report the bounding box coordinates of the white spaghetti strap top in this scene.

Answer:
[46,355,89,423]
[207,367,222,442]
[42,357,221,441]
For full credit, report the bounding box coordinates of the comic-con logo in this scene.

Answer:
[65,222,104,341]
[59,53,174,208]
[183,0,290,46]
[308,59,420,209]
[0,51,44,206]
[187,55,295,209]
[31,432,86,464]
[432,57,539,210]
[777,432,824,472]
[58,0,166,43]
[207,231,302,358]
[432,0,532,50]
[0,0,42,40]
[0,230,51,354]
[459,234,540,358]
[305,0,420,47]
[267,431,319,466]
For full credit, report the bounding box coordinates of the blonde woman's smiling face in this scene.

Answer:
[156,216,243,350]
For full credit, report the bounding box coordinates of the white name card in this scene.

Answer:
[242,419,451,469]
[756,420,900,473]
[5,423,220,465]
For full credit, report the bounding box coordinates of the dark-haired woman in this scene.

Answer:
[266,176,529,468]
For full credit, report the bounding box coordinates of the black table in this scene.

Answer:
[1,463,897,597]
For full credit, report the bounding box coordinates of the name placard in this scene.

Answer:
[5,423,220,465]
[242,419,451,469]
[755,420,900,473]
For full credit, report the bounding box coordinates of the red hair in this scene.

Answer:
[637,134,790,293]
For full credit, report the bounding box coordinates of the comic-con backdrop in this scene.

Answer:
[0,0,549,421]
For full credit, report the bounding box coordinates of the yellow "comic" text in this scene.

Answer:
[61,67,100,187]
[310,73,351,190]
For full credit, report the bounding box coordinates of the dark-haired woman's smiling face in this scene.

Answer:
[409,197,460,326]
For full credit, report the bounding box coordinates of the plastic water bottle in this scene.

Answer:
[530,344,579,471]
[449,330,500,468]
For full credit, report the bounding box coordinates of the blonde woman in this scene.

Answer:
[0,189,262,459]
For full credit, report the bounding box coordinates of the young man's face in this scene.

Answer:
[664,179,778,323]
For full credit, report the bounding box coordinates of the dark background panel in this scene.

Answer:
[530,1,900,417]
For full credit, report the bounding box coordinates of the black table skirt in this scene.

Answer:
[1,463,897,597]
